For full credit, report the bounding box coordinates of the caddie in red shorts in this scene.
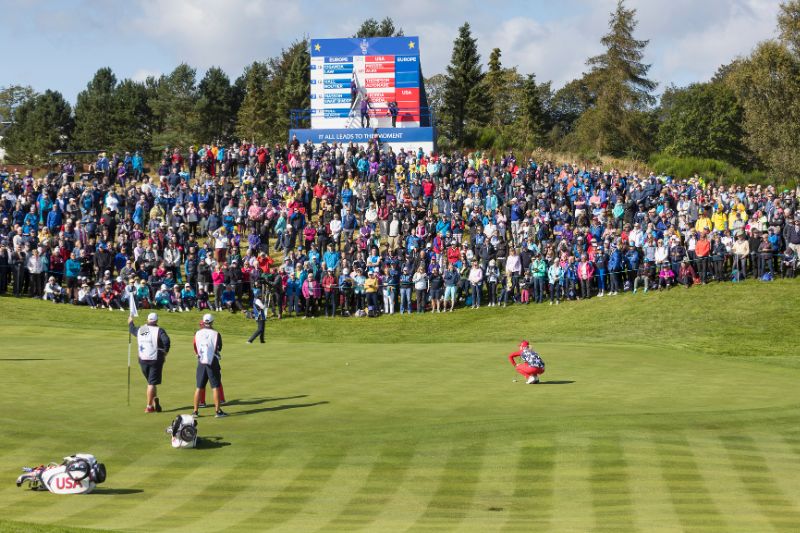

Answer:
[509,340,545,384]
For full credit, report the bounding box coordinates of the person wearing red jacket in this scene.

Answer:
[508,340,545,384]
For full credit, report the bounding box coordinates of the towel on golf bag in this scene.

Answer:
[167,414,198,448]
[16,453,106,494]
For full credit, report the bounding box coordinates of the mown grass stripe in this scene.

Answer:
[720,434,800,531]
[321,441,417,531]
[134,454,264,532]
[407,435,488,532]
[231,446,348,531]
[589,435,637,533]
[169,447,289,532]
[80,455,210,530]
[653,434,726,531]
[500,441,556,532]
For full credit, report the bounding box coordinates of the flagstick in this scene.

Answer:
[127,329,131,406]
[127,291,138,407]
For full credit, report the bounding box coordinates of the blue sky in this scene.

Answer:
[1,0,782,104]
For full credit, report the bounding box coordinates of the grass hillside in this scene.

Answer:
[1,279,799,532]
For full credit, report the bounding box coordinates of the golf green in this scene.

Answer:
[1,281,799,532]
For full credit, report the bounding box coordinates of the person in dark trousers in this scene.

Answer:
[248,288,266,344]
[193,313,227,418]
[128,312,171,413]
[388,100,399,127]
[360,96,371,128]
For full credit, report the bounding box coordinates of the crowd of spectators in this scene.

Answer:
[1,138,798,319]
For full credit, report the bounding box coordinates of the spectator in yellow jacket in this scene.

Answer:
[711,207,728,232]
[695,213,713,234]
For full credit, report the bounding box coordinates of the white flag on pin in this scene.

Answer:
[129,291,138,318]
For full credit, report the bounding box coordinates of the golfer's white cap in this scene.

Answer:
[147,312,158,322]
[202,313,214,325]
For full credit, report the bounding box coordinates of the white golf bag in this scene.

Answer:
[16,453,106,494]
[167,414,198,448]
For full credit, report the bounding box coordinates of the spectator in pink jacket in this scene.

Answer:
[577,254,595,299]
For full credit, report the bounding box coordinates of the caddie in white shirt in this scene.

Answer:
[128,312,171,413]
[193,314,227,418]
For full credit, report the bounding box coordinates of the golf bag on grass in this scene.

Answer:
[16,453,106,494]
[167,414,198,448]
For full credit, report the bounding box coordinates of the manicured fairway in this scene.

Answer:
[1,281,799,532]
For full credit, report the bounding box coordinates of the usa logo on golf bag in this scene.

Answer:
[16,454,107,494]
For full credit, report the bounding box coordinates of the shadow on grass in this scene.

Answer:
[92,488,144,495]
[196,436,232,449]
[540,380,575,385]
[232,401,330,417]
[163,395,309,413]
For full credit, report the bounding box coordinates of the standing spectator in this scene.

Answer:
[468,260,484,309]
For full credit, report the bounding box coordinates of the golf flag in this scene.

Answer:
[129,291,138,318]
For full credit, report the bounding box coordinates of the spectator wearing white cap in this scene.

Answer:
[128,312,171,413]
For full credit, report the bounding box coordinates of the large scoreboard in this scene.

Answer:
[310,36,422,129]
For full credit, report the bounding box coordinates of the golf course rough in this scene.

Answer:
[1,280,799,532]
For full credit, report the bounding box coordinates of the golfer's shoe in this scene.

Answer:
[145,406,156,413]
[192,411,199,418]
[154,397,162,412]
[526,376,541,384]
[215,410,228,418]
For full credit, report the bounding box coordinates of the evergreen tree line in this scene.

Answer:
[2,6,800,183]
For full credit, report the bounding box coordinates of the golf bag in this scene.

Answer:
[16,453,106,494]
[167,414,198,448]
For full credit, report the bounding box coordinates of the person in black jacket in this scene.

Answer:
[0,243,9,294]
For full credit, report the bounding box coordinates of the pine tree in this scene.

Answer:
[0,85,35,124]
[517,74,547,149]
[354,17,403,38]
[2,90,72,164]
[112,79,153,153]
[442,23,490,145]
[486,48,508,127]
[273,39,311,137]
[73,67,117,150]
[195,67,236,144]
[235,61,272,144]
[570,0,656,156]
[149,64,198,149]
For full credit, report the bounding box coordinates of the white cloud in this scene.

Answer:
[131,68,161,82]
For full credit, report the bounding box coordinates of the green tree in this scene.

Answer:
[442,22,490,145]
[1,90,73,164]
[515,74,547,149]
[272,39,311,137]
[778,0,800,52]
[73,67,117,150]
[424,74,447,122]
[656,82,747,165]
[195,67,237,143]
[728,40,800,182]
[235,61,273,144]
[354,17,404,38]
[112,79,153,153]
[485,48,517,127]
[569,0,656,157]
[149,63,198,149]
[0,84,36,124]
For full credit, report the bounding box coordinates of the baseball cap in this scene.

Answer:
[147,312,158,322]
[202,313,214,324]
